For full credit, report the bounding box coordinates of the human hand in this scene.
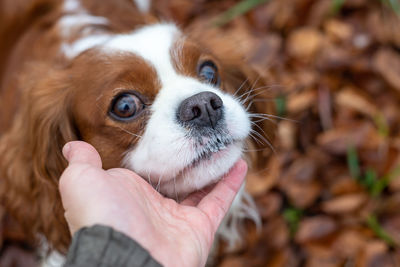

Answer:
[59,141,247,267]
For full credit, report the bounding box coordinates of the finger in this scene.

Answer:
[197,159,247,233]
[181,184,215,206]
[59,141,103,198]
[63,141,102,168]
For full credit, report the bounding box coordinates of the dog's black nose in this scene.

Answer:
[178,91,223,128]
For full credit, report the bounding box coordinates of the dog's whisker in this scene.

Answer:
[250,76,261,91]
[251,117,277,125]
[251,98,279,103]
[233,77,249,97]
[156,177,161,192]
[242,147,270,152]
[174,176,179,203]
[236,82,263,102]
[245,99,255,111]
[250,121,270,140]
[237,85,278,105]
[250,129,276,154]
[248,132,263,146]
[249,113,278,125]
[250,114,277,124]
[237,83,283,101]
[241,85,277,105]
[237,84,268,103]
[242,141,270,153]
[156,170,165,193]
[250,122,276,152]
[146,170,153,188]
[95,94,104,102]
[249,113,299,123]
[116,126,143,139]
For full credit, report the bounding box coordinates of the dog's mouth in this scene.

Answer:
[176,134,235,178]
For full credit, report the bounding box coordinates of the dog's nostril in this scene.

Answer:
[178,91,223,128]
[192,106,201,119]
[210,97,223,110]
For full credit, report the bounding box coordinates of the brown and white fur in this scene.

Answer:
[0,0,273,265]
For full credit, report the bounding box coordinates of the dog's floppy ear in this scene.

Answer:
[0,66,76,252]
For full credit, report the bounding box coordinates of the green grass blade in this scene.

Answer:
[372,165,400,197]
[388,0,400,15]
[213,0,270,26]
[347,146,361,180]
[364,168,378,189]
[366,214,396,247]
[373,113,389,138]
[283,207,303,236]
[331,0,346,15]
[275,95,287,117]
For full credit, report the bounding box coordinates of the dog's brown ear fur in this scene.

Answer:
[0,0,60,134]
[0,66,76,253]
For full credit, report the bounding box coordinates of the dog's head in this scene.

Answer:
[64,24,250,198]
[0,19,272,251]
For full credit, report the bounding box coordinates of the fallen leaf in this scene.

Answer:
[295,216,337,243]
[277,120,297,150]
[373,48,400,92]
[287,27,323,61]
[335,87,378,118]
[287,89,317,114]
[324,19,353,43]
[317,123,372,155]
[256,192,282,219]
[321,193,367,214]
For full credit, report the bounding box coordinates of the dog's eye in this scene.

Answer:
[109,93,144,120]
[198,61,219,86]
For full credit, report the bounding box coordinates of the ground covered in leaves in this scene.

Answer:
[2,0,400,266]
[158,0,400,266]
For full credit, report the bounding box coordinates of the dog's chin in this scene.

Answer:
[159,142,243,200]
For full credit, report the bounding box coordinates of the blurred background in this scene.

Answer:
[2,0,399,266]
[155,0,400,266]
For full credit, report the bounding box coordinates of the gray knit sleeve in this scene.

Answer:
[64,225,163,267]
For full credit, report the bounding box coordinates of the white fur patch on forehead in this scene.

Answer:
[102,23,181,83]
[63,0,80,12]
[62,35,111,58]
[134,0,151,13]
[59,0,110,58]
[59,14,108,38]
[57,0,109,42]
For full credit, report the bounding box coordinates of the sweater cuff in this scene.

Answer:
[65,225,162,267]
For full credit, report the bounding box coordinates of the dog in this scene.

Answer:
[0,0,274,265]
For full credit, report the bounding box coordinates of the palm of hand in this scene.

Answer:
[60,141,246,267]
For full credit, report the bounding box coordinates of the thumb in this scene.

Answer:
[59,141,103,200]
[62,141,102,168]
[197,159,247,233]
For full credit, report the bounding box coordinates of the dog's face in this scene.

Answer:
[69,24,250,198]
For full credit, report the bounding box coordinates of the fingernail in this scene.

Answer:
[62,143,71,161]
